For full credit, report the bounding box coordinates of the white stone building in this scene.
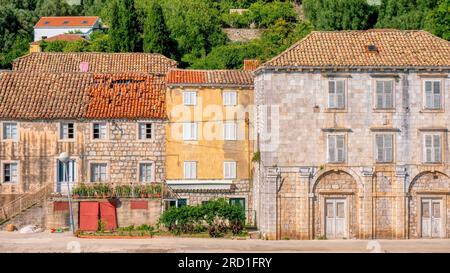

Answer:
[254,30,450,240]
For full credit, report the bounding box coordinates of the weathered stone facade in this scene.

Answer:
[0,120,165,194]
[254,71,450,240]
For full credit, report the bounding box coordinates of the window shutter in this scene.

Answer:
[425,135,432,162]
[328,135,336,162]
[192,123,197,140]
[433,82,441,109]
[385,81,393,108]
[336,81,345,108]
[336,135,345,162]
[376,135,384,162]
[192,92,197,105]
[425,81,433,108]
[328,81,336,108]
[231,92,237,105]
[192,162,197,179]
[384,135,393,162]
[376,81,384,108]
[433,135,441,162]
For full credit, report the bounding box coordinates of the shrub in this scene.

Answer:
[159,198,245,237]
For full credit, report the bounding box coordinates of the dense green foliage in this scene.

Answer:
[143,2,176,58]
[1,0,450,69]
[159,198,245,237]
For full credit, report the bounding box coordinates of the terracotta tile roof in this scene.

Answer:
[35,16,99,28]
[0,72,166,120]
[166,69,253,87]
[30,34,86,45]
[85,73,166,119]
[13,53,177,75]
[243,59,261,71]
[262,30,450,69]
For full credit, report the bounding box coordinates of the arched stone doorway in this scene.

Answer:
[312,170,360,239]
[408,171,450,238]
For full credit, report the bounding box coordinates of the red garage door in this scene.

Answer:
[79,202,99,231]
[100,201,117,230]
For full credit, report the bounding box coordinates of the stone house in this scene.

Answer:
[254,30,450,240]
[0,52,179,230]
[165,67,255,224]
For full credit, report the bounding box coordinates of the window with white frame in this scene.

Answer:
[183,122,197,140]
[3,122,18,140]
[424,134,442,163]
[3,163,18,183]
[184,161,197,179]
[223,91,237,106]
[223,122,237,140]
[92,123,107,140]
[328,80,345,109]
[138,123,152,140]
[90,163,107,182]
[183,91,197,106]
[328,134,345,163]
[375,80,394,109]
[57,160,76,183]
[139,163,154,183]
[375,134,393,163]
[60,122,74,140]
[424,81,442,109]
[223,161,237,179]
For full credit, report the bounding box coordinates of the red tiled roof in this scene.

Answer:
[35,16,99,28]
[262,30,450,69]
[166,69,253,87]
[30,34,86,45]
[243,59,261,71]
[0,72,166,120]
[85,73,166,119]
[13,53,177,75]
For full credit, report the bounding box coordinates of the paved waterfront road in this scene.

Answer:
[0,231,449,253]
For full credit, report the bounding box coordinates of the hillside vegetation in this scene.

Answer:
[1,0,449,69]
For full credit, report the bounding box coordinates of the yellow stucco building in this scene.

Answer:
[165,68,255,221]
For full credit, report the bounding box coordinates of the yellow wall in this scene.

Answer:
[165,86,253,180]
[29,44,41,53]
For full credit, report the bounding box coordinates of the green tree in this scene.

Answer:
[426,0,450,40]
[41,40,68,52]
[376,0,438,29]
[303,0,378,30]
[108,0,141,52]
[143,2,176,57]
[35,0,74,16]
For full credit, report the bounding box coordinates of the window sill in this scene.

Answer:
[324,109,347,113]
[420,109,444,113]
[373,108,396,113]
[1,139,19,142]
[58,139,75,142]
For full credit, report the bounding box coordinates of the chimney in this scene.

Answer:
[243,59,260,71]
[79,61,89,72]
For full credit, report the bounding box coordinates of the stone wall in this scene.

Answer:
[0,120,166,194]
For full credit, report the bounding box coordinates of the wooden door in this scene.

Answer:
[422,199,442,238]
[79,202,99,231]
[325,199,347,239]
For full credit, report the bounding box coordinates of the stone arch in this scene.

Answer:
[312,170,360,239]
[311,167,364,193]
[408,171,450,239]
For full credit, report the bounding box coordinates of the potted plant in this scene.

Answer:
[86,185,95,198]
[102,184,111,198]
[94,183,103,198]
[140,185,148,198]
[121,185,132,198]
[133,184,141,198]
[151,184,162,198]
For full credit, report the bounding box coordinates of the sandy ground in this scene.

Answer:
[0,231,450,253]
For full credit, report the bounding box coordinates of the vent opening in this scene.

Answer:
[368,44,378,52]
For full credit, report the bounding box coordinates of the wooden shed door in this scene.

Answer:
[79,202,99,231]
[100,202,117,230]
[325,199,347,239]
